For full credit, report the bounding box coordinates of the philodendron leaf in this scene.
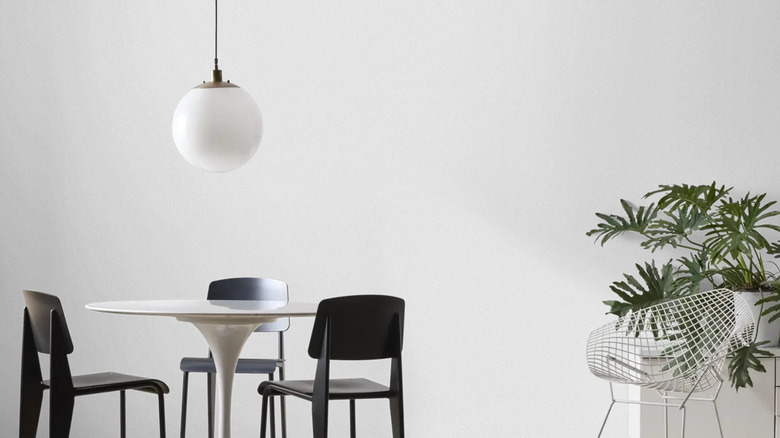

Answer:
[704,194,780,262]
[756,289,780,323]
[642,206,710,252]
[602,300,633,317]
[728,341,773,391]
[604,260,688,319]
[645,182,731,213]
[675,252,709,295]
[769,241,780,258]
[587,200,658,246]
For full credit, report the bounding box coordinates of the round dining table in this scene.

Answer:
[86,299,318,438]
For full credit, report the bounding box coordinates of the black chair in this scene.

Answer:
[258,295,405,438]
[179,277,289,438]
[19,290,169,438]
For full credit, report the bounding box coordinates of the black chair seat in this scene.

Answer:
[180,357,279,374]
[260,378,393,400]
[42,372,169,396]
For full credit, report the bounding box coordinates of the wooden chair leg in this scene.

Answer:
[180,372,189,438]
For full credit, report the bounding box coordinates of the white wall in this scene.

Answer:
[2,1,780,436]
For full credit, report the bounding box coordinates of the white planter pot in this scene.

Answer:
[739,290,780,347]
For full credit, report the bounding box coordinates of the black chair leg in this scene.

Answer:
[278,365,287,438]
[207,372,214,438]
[49,394,74,438]
[120,390,127,438]
[280,395,287,438]
[19,384,43,438]
[268,374,276,438]
[21,307,44,438]
[349,400,356,438]
[158,390,167,438]
[259,393,270,438]
[389,396,404,438]
[180,372,189,438]
[312,400,328,438]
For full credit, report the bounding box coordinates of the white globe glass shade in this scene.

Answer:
[172,86,263,172]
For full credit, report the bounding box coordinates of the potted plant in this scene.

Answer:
[587,182,780,389]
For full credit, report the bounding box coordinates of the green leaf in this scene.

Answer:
[645,182,730,214]
[675,251,710,295]
[729,342,773,391]
[602,300,632,317]
[718,265,765,290]
[658,297,736,379]
[704,193,780,263]
[604,261,689,329]
[768,241,780,258]
[642,206,710,252]
[587,200,659,246]
[756,289,780,323]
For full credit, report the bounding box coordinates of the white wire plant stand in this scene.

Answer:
[586,289,756,438]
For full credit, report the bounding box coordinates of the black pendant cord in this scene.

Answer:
[208,0,224,83]
[214,0,219,70]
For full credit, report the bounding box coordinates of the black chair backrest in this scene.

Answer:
[23,290,74,355]
[207,277,290,332]
[308,295,404,361]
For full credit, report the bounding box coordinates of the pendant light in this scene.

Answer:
[172,0,262,172]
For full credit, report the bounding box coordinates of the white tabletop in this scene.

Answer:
[86,299,317,316]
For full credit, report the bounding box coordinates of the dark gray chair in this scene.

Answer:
[258,295,405,438]
[19,290,169,438]
[179,277,289,438]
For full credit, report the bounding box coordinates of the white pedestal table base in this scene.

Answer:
[184,317,274,438]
